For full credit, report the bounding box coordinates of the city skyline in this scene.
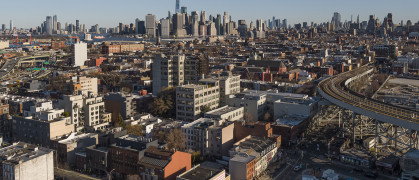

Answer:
[1,0,419,29]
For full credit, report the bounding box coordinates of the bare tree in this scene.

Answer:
[244,112,255,123]
[166,128,186,151]
[264,112,271,121]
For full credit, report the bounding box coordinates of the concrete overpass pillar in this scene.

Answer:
[374,119,378,157]
[352,112,356,145]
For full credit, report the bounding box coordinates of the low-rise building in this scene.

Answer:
[229,135,279,179]
[109,135,158,177]
[227,90,316,121]
[181,118,234,158]
[138,146,191,180]
[176,83,220,121]
[70,76,99,96]
[57,93,109,132]
[0,142,54,180]
[12,101,74,147]
[50,133,98,167]
[104,92,136,122]
[177,161,226,180]
[204,106,244,122]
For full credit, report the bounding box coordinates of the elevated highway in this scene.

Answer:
[318,65,419,130]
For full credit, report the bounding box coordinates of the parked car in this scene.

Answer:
[293,164,303,172]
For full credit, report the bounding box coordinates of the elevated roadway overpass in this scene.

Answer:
[317,65,419,155]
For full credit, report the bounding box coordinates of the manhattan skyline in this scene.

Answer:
[2,0,419,28]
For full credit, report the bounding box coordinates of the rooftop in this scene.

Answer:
[182,118,216,129]
[234,136,275,154]
[58,133,97,144]
[178,161,225,180]
[205,106,242,116]
[0,142,52,165]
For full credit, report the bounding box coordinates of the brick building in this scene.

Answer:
[138,146,191,180]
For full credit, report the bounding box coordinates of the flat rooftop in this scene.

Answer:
[205,106,242,116]
[178,161,225,180]
[182,118,215,129]
[0,142,52,165]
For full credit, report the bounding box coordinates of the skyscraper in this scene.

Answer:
[200,11,206,24]
[282,19,287,29]
[181,6,187,14]
[272,16,276,28]
[175,0,180,14]
[10,20,13,32]
[332,12,341,30]
[160,19,170,38]
[215,14,222,35]
[137,20,146,34]
[145,14,156,37]
[367,15,376,34]
[76,20,80,33]
[45,16,53,35]
[53,15,57,32]
[1,24,5,32]
[173,13,186,37]
[223,12,229,35]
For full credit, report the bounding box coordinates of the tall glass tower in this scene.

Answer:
[175,0,180,14]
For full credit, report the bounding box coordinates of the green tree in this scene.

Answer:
[191,151,203,165]
[61,112,70,117]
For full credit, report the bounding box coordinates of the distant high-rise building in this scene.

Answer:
[10,20,13,32]
[1,24,5,31]
[137,20,146,34]
[387,13,393,27]
[192,20,199,37]
[168,11,172,19]
[160,19,170,38]
[45,16,53,35]
[223,12,229,35]
[256,19,263,31]
[357,15,360,24]
[57,22,61,31]
[200,11,206,24]
[173,13,186,37]
[272,16,276,28]
[332,12,341,30]
[282,19,287,29]
[76,20,80,32]
[135,18,140,34]
[191,11,199,23]
[175,0,180,14]
[181,6,187,14]
[145,14,156,37]
[367,15,376,34]
[53,15,57,31]
[215,14,222,35]
[72,42,87,67]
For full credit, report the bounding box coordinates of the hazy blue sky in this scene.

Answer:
[2,0,418,28]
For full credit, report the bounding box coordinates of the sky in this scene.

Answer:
[1,0,419,29]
